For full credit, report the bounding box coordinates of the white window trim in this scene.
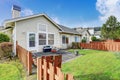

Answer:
[75,36,79,42]
[27,32,38,51]
[62,35,68,44]
[38,33,47,46]
[48,33,55,45]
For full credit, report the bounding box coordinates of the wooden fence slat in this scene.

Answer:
[43,59,47,80]
[66,74,74,80]
[28,52,32,75]
[49,63,54,80]
[37,58,41,80]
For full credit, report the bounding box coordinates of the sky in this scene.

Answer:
[0,0,120,28]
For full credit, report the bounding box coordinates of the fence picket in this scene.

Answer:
[37,56,74,80]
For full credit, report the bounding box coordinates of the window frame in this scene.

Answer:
[38,33,47,45]
[29,33,36,47]
[48,33,55,45]
[62,35,69,44]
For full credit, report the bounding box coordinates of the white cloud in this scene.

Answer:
[96,0,120,22]
[21,9,34,16]
[52,17,60,24]
[73,20,102,28]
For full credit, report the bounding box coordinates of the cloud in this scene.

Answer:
[96,0,120,22]
[73,20,102,28]
[21,9,34,16]
[52,16,60,24]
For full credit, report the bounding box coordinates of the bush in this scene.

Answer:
[0,42,12,59]
[0,33,10,43]
[81,38,86,43]
[91,36,97,41]
[91,36,100,42]
[72,42,81,49]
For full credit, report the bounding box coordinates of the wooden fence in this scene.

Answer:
[16,43,33,75]
[37,55,74,80]
[80,41,120,51]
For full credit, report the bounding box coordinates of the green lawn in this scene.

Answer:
[62,49,120,80]
[0,60,25,80]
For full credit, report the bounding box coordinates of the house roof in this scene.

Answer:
[58,24,80,35]
[3,13,63,31]
[94,31,101,36]
[3,13,81,35]
[75,28,90,36]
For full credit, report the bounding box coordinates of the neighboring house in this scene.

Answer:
[0,27,13,41]
[74,28,91,43]
[2,5,81,55]
[94,31,101,39]
[74,27,101,42]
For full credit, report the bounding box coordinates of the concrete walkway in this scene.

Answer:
[33,50,80,63]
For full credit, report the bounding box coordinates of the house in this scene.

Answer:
[0,27,12,41]
[74,27,101,42]
[2,5,81,55]
[74,27,91,43]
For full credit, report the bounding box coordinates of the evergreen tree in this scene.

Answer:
[101,16,120,40]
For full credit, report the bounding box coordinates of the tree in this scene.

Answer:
[0,33,10,43]
[101,16,120,40]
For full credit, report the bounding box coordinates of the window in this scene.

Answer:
[39,33,46,45]
[62,35,69,44]
[62,36,66,44]
[75,36,79,42]
[48,34,54,45]
[38,24,46,32]
[29,34,35,47]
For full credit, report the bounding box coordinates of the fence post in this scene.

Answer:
[27,51,32,75]
[37,57,42,80]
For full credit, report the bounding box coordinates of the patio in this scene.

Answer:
[32,50,80,63]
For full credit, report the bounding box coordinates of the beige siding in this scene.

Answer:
[16,16,61,52]
[81,31,90,43]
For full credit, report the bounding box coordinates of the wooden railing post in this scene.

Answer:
[37,57,42,80]
[27,51,32,75]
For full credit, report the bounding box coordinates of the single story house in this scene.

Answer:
[3,5,81,55]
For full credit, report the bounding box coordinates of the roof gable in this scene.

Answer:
[3,13,63,31]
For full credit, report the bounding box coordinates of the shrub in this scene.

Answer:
[91,36,100,42]
[81,38,86,43]
[72,42,81,49]
[91,36,97,41]
[0,42,12,59]
[0,33,10,43]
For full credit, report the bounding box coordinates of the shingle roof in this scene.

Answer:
[4,13,81,35]
[58,24,80,35]
[94,31,101,36]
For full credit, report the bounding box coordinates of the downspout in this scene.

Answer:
[13,22,16,56]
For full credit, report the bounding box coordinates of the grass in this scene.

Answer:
[0,59,26,80]
[62,49,120,80]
